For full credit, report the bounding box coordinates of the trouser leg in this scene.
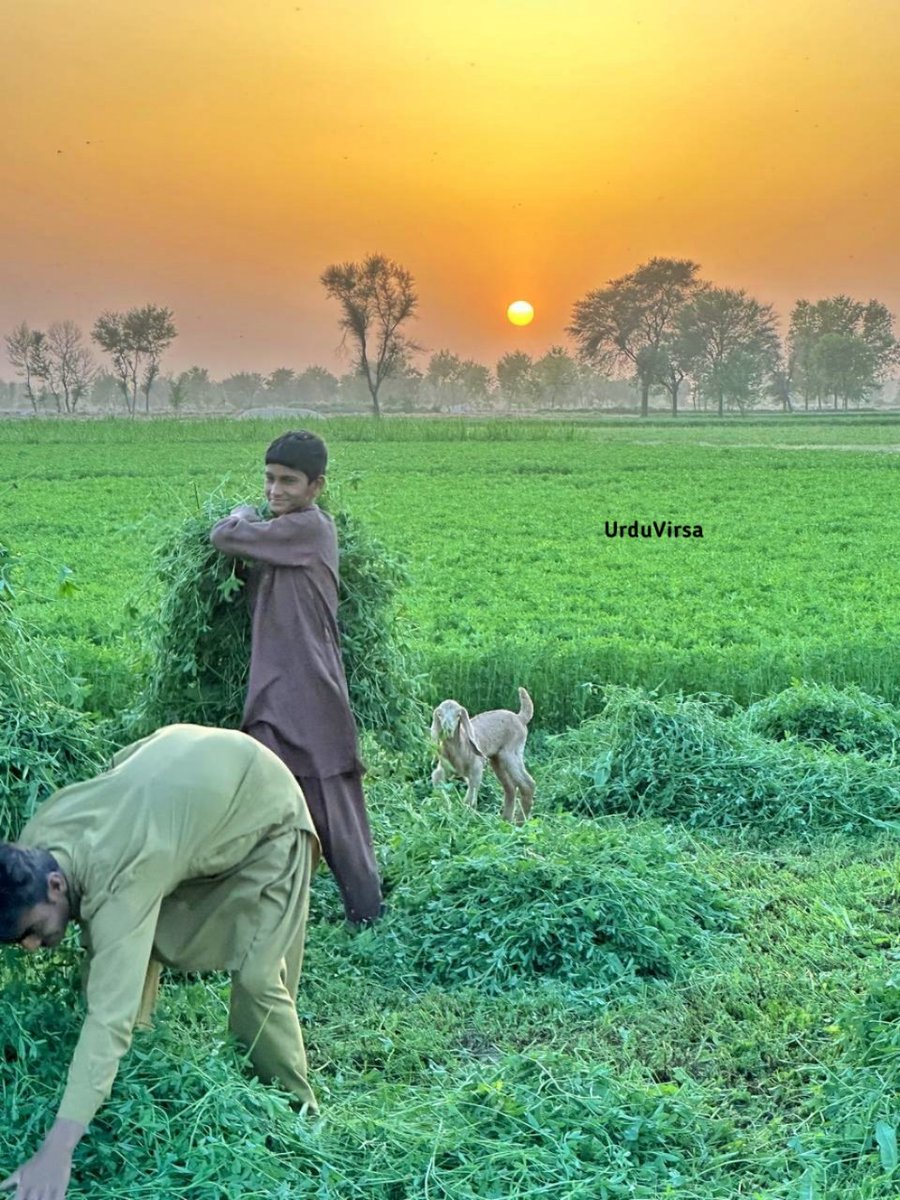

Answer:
[229,960,317,1112]
[135,959,162,1030]
[283,919,305,1001]
[228,830,318,1111]
[299,771,382,925]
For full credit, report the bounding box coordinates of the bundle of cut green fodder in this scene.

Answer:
[790,970,900,1178]
[745,680,900,762]
[125,491,425,752]
[0,958,732,1200]
[0,609,105,837]
[541,686,900,834]
[337,794,739,994]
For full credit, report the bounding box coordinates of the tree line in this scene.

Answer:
[5,305,176,416]
[567,258,899,417]
[4,256,899,417]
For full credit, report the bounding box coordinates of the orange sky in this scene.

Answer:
[2,0,899,378]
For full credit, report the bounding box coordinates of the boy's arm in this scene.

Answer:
[210,508,328,569]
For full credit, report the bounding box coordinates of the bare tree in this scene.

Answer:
[4,322,46,412]
[92,305,177,415]
[40,321,97,413]
[320,254,418,417]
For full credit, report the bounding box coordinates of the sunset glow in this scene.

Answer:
[2,1,899,376]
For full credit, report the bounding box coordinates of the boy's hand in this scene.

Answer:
[230,504,260,521]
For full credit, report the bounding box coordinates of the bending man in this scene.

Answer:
[0,723,319,1200]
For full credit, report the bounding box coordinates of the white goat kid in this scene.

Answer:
[430,687,535,824]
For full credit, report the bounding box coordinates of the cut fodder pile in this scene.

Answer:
[125,489,425,752]
[791,971,900,1186]
[541,687,900,835]
[0,963,733,1199]
[0,613,105,837]
[745,680,900,762]
[349,799,739,994]
[300,1051,731,1200]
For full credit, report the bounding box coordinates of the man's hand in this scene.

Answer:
[1,1119,84,1200]
[0,1146,71,1200]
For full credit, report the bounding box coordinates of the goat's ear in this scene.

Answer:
[430,711,443,742]
[460,709,485,756]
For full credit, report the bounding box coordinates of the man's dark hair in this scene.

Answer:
[265,431,328,481]
[0,844,59,943]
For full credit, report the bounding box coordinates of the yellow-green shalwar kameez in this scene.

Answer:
[19,724,320,1126]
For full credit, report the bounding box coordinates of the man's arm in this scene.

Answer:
[210,507,327,569]
[57,890,163,1124]
[1,889,163,1200]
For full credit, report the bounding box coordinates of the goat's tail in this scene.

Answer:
[517,687,534,725]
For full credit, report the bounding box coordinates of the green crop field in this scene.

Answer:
[4,414,900,725]
[1,414,899,1199]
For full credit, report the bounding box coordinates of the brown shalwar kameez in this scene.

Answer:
[18,724,320,1125]
[210,504,382,924]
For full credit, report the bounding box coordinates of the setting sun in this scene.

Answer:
[507,300,535,327]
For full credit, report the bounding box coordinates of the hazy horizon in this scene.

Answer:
[3,0,899,378]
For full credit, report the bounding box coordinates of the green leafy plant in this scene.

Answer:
[541,687,900,834]
[746,681,900,761]
[0,612,104,837]
[348,799,739,994]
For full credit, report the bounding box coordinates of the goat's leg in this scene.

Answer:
[492,759,518,823]
[496,753,535,824]
[464,756,484,808]
[515,766,536,823]
[432,761,448,787]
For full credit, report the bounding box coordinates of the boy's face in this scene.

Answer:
[264,462,324,515]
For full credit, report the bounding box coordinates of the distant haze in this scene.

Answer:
[3,0,899,377]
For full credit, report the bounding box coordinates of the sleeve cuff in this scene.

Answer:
[57,1085,107,1128]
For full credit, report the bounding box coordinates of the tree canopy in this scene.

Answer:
[568,257,701,416]
[788,296,899,410]
[92,305,177,415]
[320,254,418,417]
[676,287,780,415]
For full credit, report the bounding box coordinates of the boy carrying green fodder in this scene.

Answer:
[210,430,382,926]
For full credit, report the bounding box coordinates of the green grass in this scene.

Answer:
[541,686,900,835]
[4,416,900,724]
[1,781,897,1198]
[1,414,899,1196]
